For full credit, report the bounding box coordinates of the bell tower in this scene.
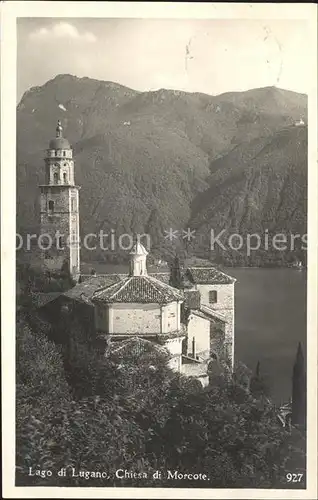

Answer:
[39,120,80,278]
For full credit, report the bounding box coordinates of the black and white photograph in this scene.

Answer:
[1,2,317,498]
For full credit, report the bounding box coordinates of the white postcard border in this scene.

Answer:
[1,2,317,499]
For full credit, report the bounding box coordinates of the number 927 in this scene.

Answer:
[286,473,304,482]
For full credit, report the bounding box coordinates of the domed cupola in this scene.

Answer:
[48,120,71,153]
[44,120,75,185]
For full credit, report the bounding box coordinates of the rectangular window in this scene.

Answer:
[48,200,54,214]
[209,290,217,304]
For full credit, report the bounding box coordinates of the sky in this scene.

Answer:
[17,18,309,101]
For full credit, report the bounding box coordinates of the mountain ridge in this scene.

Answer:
[19,73,307,104]
[17,74,307,265]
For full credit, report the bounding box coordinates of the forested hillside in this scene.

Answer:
[16,307,306,488]
[17,75,307,265]
[188,125,307,266]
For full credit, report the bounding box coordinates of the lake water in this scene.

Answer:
[225,268,307,405]
[85,263,307,405]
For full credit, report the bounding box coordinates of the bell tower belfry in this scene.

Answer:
[39,120,80,278]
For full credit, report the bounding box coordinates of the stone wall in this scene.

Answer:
[195,283,235,369]
[187,313,210,358]
[110,303,161,334]
[164,337,183,372]
[162,301,179,332]
[39,186,80,275]
[188,283,235,367]
[210,320,226,360]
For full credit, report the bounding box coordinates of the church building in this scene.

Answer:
[38,122,236,386]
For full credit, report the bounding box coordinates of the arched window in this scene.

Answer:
[53,172,59,184]
[63,172,67,184]
[48,200,54,213]
[63,151,66,157]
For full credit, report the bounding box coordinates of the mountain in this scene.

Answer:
[16,74,307,263]
[188,125,307,266]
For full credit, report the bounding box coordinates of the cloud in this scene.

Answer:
[29,22,97,43]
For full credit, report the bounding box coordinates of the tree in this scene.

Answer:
[250,361,270,399]
[291,342,306,426]
[15,310,306,489]
[145,207,165,257]
[15,320,149,487]
[158,380,305,488]
[169,254,182,289]
[60,259,76,290]
[16,318,72,485]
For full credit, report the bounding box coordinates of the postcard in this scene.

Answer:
[1,2,317,498]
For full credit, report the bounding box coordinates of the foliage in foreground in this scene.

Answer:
[16,317,306,488]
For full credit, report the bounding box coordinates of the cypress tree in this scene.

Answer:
[291,342,306,426]
[145,208,165,257]
[250,360,269,399]
[169,255,182,289]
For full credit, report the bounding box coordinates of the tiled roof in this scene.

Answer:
[149,271,193,289]
[31,292,62,308]
[200,304,227,323]
[150,266,235,287]
[192,308,225,324]
[181,357,209,378]
[108,337,169,357]
[98,329,186,342]
[149,272,171,285]
[92,275,183,304]
[63,263,234,306]
[63,275,122,303]
[184,257,214,267]
[186,267,236,285]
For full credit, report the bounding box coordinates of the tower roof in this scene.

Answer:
[49,120,70,150]
[130,241,148,256]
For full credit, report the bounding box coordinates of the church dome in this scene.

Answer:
[49,120,71,150]
[49,137,70,150]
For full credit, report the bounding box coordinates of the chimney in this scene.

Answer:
[192,337,196,359]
